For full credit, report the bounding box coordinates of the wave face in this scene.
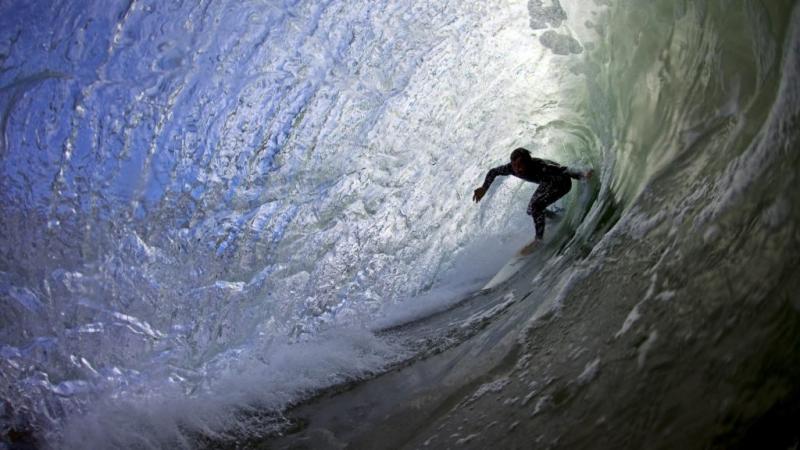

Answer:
[1,0,798,447]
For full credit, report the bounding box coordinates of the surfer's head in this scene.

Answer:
[510,147,531,174]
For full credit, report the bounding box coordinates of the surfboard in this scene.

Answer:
[481,240,539,290]
[480,206,563,291]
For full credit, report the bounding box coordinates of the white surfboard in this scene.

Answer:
[480,240,538,290]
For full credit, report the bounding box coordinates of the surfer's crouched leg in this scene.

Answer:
[527,176,572,239]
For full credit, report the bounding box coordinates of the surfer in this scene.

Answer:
[473,147,592,254]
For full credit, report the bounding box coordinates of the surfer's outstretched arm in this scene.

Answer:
[473,163,513,203]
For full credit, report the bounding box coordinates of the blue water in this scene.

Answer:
[1,0,798,448]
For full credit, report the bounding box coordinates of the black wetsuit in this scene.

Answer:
[481,158,581,239]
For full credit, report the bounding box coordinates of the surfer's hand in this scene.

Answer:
[473,187,486,203]
[583,169,594,180]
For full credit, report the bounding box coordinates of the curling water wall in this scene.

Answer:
[1,0,592,446]
[3,0,797,447]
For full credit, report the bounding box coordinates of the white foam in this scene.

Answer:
[59,327,406,449]
[371,233,527,330]
[637,330,659,370]
[615,301,643,338]
[576,357,601,385]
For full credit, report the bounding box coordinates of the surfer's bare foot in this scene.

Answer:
[519,239,541,255]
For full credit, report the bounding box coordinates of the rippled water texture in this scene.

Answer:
[1,0,798,448]
[1,0,588,444]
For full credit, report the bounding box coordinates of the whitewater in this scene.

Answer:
[1,0,799,449]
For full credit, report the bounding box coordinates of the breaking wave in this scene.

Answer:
[1,0,797,447]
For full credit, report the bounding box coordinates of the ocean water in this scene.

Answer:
[1,0,798,448]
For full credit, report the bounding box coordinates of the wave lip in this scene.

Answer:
[1,0,585,446]
[268,0,800,448]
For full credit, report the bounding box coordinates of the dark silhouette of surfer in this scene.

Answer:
[473,147,592,254]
